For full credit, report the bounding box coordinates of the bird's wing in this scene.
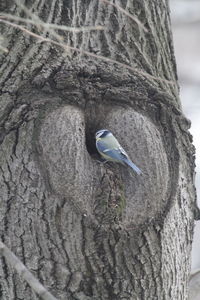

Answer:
[116,147,142,174]
[96,140,126,162]
[96,140,109,153]
[96,141,142,174]
[118,146,129,158]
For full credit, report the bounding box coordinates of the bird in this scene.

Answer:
[95,129,142,175]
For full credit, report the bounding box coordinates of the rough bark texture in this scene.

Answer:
[0,0,197,299]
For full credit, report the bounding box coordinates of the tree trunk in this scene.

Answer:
[0,0,197,299]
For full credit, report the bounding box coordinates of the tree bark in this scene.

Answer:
[0,0,197,299]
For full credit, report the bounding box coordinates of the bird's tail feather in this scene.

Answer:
[124,159,142,175]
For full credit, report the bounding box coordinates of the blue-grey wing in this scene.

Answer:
[105,149,126,162]
[96,140,108,153]
[96,141,142,174]
[96,140,125,162]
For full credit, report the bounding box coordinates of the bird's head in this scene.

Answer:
[95,129,111,140]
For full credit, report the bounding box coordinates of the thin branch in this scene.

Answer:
[0,18,175,85]
[100,0,148,33]
[12,0,103,48]
[0,240,58,300]
[0,14,104,33]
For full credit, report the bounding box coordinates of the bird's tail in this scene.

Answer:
[124,158,142,175]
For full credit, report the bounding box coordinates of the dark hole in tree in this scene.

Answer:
[85,126,100,158]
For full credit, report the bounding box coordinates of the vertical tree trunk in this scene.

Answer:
[0,0,197,299]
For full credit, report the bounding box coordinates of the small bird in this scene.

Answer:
[95,129,142,175]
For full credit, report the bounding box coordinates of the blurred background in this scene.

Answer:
[170,0,200,271]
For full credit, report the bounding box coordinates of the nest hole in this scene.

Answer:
[85,126,100,159]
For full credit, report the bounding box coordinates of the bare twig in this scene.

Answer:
[0,240,58,300]
[100,0,148,32]
[0,18,175,86]
[0,13,104,33]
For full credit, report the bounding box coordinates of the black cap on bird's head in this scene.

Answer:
[95,129,111,139]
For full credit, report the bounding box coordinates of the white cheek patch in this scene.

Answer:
[107,132,112,137]
[96,132,103,139]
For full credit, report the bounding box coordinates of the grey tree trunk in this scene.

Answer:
[0,0,197,299]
